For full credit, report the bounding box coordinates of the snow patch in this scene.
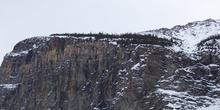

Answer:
[9,75,18,79]
[198,99,220,110]
[0,83,19,89]
[7,50,29,57]
[131,63,140,70]
[117,92,123,97]
[33,44,37,48]
[156,88,219,109]
[157,88,187,96]
[209,64,219,67]
[109,41,117,45]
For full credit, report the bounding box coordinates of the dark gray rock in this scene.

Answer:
[0,37,219,110]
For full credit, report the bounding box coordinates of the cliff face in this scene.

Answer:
[0,36,219,110]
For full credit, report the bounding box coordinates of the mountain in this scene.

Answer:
[0,19,219,110]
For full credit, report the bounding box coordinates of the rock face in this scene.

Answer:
[0,35,219,110]
[0,19,220,110]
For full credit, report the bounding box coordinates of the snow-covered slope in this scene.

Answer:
[141,19,220,53]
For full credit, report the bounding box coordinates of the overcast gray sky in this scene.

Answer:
[1,0,220,64]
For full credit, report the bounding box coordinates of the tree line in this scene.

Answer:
[50,32,175,47]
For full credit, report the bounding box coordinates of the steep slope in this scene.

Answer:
[0,19,220,110]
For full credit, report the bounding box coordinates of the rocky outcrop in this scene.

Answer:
[0,36,219,110]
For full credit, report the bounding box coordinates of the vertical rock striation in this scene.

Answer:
[0,35,219,110]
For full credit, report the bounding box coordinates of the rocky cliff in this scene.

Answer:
[0,19,220,110]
